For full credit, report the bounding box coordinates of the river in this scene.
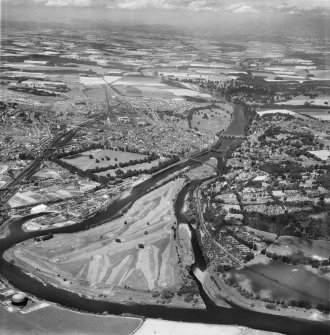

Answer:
[0,105,329,335]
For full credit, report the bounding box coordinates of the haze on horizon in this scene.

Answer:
[1,0,330,41]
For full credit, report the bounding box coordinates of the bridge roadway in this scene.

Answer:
[188,158,219,173]
[218,134,247,140]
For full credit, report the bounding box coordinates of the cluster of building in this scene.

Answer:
[198,111,330,270]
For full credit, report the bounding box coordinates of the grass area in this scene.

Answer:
[190,106,232,135]
[0,305,141,335]
[266,236,330,261]
[62,149,147,171]
[298,109,330,120]
[229,255,330,307]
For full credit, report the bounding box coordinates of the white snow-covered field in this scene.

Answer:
[135,319,282,335]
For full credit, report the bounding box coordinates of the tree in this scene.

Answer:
[245,252,254,263]
[115,169,124,176]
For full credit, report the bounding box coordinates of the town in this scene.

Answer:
[1,8,330,335]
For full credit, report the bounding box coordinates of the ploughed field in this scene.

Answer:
[6,180,193,305]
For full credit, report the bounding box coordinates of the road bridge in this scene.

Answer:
[218,134,247,140]
[209,148,226,154]
[188,158,218,173]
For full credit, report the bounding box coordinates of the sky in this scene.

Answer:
[1,0,330,39]
[2,0,330,15]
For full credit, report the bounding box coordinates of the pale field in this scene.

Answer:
[257,109,296,116]
[136,319,283,335]
[311,114,330,120]
[11,180,186,296]
[104,75,122,84]
[309,69,330,80]
[308,150,330,160]
[79,76,106,86]
[62,149,147,171]
[114,77,161,86]
[113,76,212,99]
[166,88,211,98]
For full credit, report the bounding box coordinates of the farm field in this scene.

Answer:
[113,76,212,99]
[266,236,330,261]
[61,149,148,171]
[79,76,106,86]
[276,95,330,107]
[228,255,330,307]
[191,105,233,135]
[298,109,330,121]
[7,179,199,307]
[84,86,117,100]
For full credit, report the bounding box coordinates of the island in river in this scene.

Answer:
[4,178,205,309]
